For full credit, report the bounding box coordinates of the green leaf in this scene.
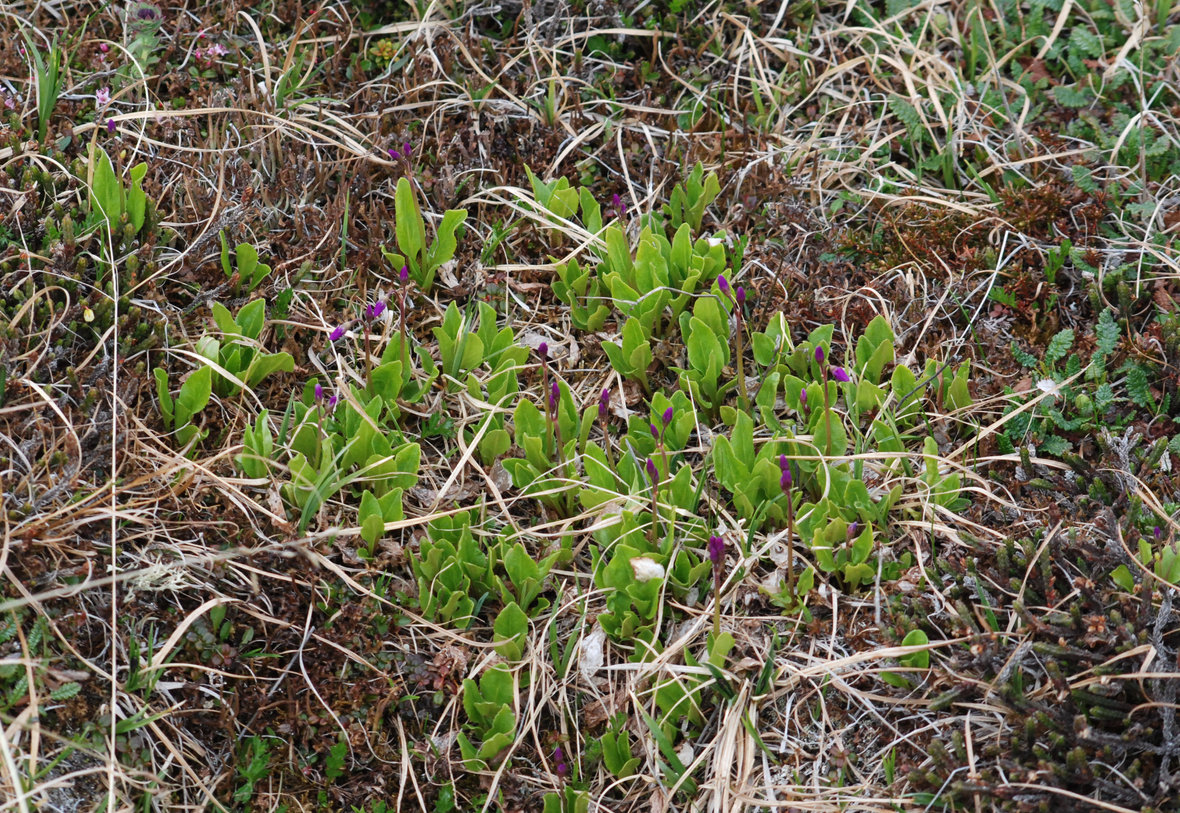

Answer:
[126,163,148,232]
[1123,363,1155,411]
[359,490,384,547]
[493,601,528,661]
[899,629,930,669]
[90,146,122,228]
[1094,308,1119,359]
[1044,329,1075,367]
[244,352,295,389]
[424,209,469,280]
[154,367,173,428]
[395,177,426,267]
[234,298,266,341]
[174,366,212,427]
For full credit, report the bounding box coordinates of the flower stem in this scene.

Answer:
[821,363,833,455]
[735,306,748,412]
[785,478,796,597]
[712,567,722,639]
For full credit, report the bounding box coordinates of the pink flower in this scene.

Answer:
[708,535,726,566]
[329,325,346,341]
[96,87,111,107]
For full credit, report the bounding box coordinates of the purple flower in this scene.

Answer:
[549,381,560,411]
[388,147,400,159]
[799,389,807,406]
[1157,526,1164,540]
[399,264,409,284]
[403,141,412,157]
[314,382,324,401]
[598,388,610,420]
[779,454,792,492]
[649,423,661,440]
[708,535,726,566]
[329,325,346,341]
[554,745,568,779]
[662,406,674,426]
[365,301,387,320]
[847,521,859,539]
[326,394,338,411]
[538,341,548,360]
[106,118,116,134]
[831,366,851,382]
[736,286,746,306]
[646,457,659,485]
[815,346,825,364]
[717,274,730,296]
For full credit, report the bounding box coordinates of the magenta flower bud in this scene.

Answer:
[708,535,726,566]
[329,325,346,341]
[99,42,110,53]
[599,388,610,420]
[403,142,412,157]
[848,521,859,538]
[717,274,730,296]
[646,457,659,484]
[555,745,568,779]
[106,118,116,134]
[399,264,409,284]
[549,381,560,411]
[538,341,548,360]
[815,345,825,364]
[388,147,400,159]
[366,301,387,319]
[799,389,807,406]
[662,406,674,426]
[1157,526,1164,540]
[779,454,792,492]
[831,366,851,382]
[326,394,338,411]
[649,423,660,439]
[736,286,746,306]
[314,382,324,401]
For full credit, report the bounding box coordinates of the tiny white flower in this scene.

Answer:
[1036,378,1062,400]
[95,87,110,107]
[630,557,665,582]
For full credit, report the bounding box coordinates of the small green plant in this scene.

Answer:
[380,177,468,291]
[22,31,62,143]
[599,714,639,779]
[280,380,421,533]
[87,146,149,241]
[220,234,273,294]
[358,487,404,559]
[196,300,295,398]
[662,162,720,232]
[235,409,275,479]
[601,317,653,393]
[155,364,213,450]
[1000,308,1161,458]
[233,735,272,805]
[542,788,589,813]
[457,664,517,771]
[881,629,932,689]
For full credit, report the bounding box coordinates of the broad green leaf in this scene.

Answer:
[395,177,426,266]
[235,298,266,341]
